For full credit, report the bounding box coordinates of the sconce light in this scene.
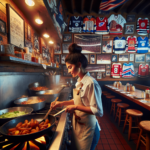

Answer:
[35,11,43,24]
[25,0,35,6]
[43,28,50,38]
[49,41,54,44]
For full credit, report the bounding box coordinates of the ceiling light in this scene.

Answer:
[35,18,43,24]
[43,33,49,38]
[49,41,54,44]
[25,0,35,6]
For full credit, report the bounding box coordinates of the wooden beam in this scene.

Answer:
[137,2,150,13]
[127,0,144,13]
[71,0,74,14]
[81,0,85,14]
[113,3,125,13]
[89,0,94,14]
[92,0,102,14]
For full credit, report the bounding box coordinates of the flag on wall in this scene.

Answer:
[100,0,128,11]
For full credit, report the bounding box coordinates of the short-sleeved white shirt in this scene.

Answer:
[74,72,103,130]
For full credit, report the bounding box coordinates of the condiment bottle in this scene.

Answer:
[130,84,132,91]
[145,89,149,99]
[126,83,130,91]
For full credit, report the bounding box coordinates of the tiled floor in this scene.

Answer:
[95,109,145,150]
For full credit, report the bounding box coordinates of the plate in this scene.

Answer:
[139,100,150,103]
[127,94,133,97]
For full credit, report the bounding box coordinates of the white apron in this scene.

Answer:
[72,88,97,150]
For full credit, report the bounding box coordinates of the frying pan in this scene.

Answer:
[0,108,65,142]
[0,107,33,126]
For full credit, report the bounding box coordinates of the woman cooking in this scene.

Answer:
[50,43,103,150]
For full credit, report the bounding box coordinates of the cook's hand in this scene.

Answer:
[65,105,76,114]
[50,101,62,109]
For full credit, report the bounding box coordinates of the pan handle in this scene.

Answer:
[53,108,66,117]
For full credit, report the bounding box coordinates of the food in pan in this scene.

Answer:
[7,119,51,135]
[0,111,26,118]
[30,86,48,91]
[21,98,45,104]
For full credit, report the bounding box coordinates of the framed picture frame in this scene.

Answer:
[86,64,105,72]
[111,54,118,62]
[63,65,71,77]
[62,43,71,53]
[106,64,111,70]
[106,70,111,76]
[102,39,113,53]
[135,54,145,63]
[0,19,6,35]
[129,54,134,61]
[119,54,129,62]
[61,54,67,64]
[25,39,32,53]
[124,23,135,34]
[63,34,72,42]
[6,4,25,48]
[84,54,89,63]
[102,72,106,78]
[34,33,39,52]
[146,54,150,62]
[126,15,136,22]
[97,54,111,64]
[74,34,102,53]
[54,55,60,64]
[54,43,61,54]
[97,72,102,79]
[90,54,96,64]
[27,25,31,41]
[90,72,96,79]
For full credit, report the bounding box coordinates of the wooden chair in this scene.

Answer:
[136,121,150,150]
[110,99,122,117]
[115,103,129,126]
[123,109,143,140]
[106,95,115,110]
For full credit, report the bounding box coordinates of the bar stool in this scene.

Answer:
[106,95,115,110]
[123,109,143,140]
[102,91,108,94]
[103,93,111,107]
[110,99,122,117]
[115,103,129,126]
[136,121,150,150]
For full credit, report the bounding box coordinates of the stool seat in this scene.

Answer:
[102,91,108,94]
[111,99,122,103]
[126,109,143,117]
[117,103,129,108]
[103,93,111,96]
[106,95,115,99]
[139,121,150,132]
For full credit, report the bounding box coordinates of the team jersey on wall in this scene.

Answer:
[83,16,96,33]
[126,36,137,53]
[137,37,149,53]
[111,63,122,78]
[108,14,126,35]
[113,37,126,54]
[138,64,149,77]
[137,18,149,35]
[69,16,83,33]
[95,17,109,34]
[122,63,135,78]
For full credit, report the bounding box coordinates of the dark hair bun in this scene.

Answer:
[68,43,82,54]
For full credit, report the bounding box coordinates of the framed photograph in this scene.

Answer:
[63,65,71,77]
[86,64,105,72]
[74,34,102,53]
[124,23,135,34]
[146,54,150,62]
[25,39,32,53]
[97,72,102,79]
[0,19,6,35]
[27,25,31,41]
[42,46,50,61]
[90,54,96,64]
[103,35,110,39]
[34,33,39,52]
[129,54,134,61]
[54,43,61,54]
[61,54,67,64]
[119,54,129,61]
[97,54,111,64]
[126,15,136,22]
[54,55,60,64]
[84,54,89,63]
[63,34,72,42]
[106,70,111,76]
[62,43,71,53]
[135,54,145,63]
[111,54,118,62]
[102,39,113,53]
[102,72,106,78]
[6,4,25,48]
[106,64,111,69]
[90,72,96,79]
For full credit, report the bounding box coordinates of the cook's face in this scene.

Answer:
[66,62,79,77]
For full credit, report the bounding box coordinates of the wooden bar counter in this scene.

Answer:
[104,85,150,111]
